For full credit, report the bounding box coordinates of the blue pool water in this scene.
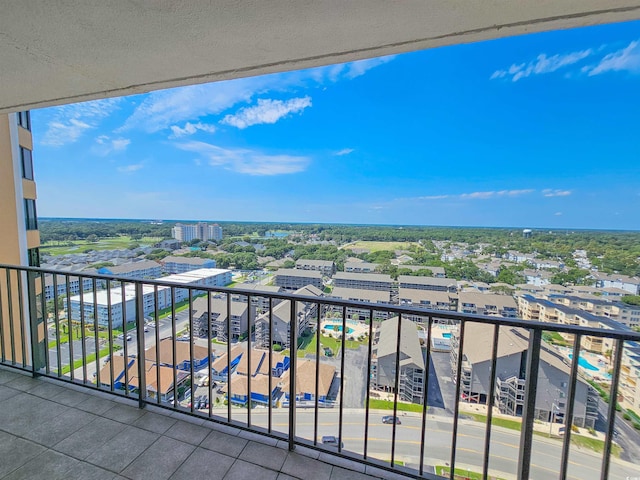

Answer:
[568,354,599,371]
[329,325,354,334]
[442,332,452,339]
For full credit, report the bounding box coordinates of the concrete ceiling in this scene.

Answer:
[2,1,640,113]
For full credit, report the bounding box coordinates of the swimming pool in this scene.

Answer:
[442,332,452,339]
[568,354,599,372]
[329,325,354,335]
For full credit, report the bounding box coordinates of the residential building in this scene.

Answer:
[329,286,391,320]
[398,275,457,293]
[230,284,283,312]
[458,292,518,318]
[591,272,640,295]
[344,261,379,273]
[69,268,231,327]
[162,255,217,274]
[99,355,190,402]
[144,338,212,372]
[98,260,162,279]
[210,345,244,382]
[273,268,323,291]
[193,296,249,341]
[154,239,181,250]
[371,316,425,404]
[171,222,223,242]
[398,288,458,314]
[400,265,446,277]
[255,285,323,349]
[281,359,336,406]
[43,273,94,301]
[451,323,598,428]
[295,259,336,276]
[333,272,393,292]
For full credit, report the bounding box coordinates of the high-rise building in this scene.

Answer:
[0,111,42,366]
[0,111,40,266]
[171,222,222,242]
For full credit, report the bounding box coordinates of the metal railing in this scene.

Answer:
[1,263,639,480]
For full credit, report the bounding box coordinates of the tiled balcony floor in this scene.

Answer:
[0,367,404,480]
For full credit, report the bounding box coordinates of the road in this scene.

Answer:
[223,409,639,480]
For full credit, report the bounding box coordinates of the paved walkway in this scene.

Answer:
[0,367,407,480]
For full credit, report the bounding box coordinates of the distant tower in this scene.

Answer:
[523,229,532,239]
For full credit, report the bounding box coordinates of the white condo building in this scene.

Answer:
[171,222,223,242]
[69,268,232,327]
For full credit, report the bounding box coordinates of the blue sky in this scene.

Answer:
[32,21,640,230]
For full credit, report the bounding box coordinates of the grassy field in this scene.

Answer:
[463,412,620,457]
[40,236,163,256]
[368,399,425,413]
[297,332,362,357]
[436,466,505,480]
[342,241,417,253]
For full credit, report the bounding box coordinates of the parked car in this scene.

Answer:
[382,415,401,425]
[321,436,343,448]
[126,335,132,341]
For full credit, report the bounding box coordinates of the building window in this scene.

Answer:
[27,248,40,267]
[24,199,38,230]
[20,147,34,180]
[17,111,31,131]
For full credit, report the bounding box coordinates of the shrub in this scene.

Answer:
[633,422,640,430]
[273,344,283,352]
[571,425,580,433]
[624,413,632,421]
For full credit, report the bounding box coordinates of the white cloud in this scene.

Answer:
[555,212,563,216]
[93,135,131,156]
[175,141,310,176]
[543,189,572,197]
[335,148,354,156]
[460,189,535,199]
[117,163,143,173]
[491,49,592,81]
[417,190,534,201]
[221,97,312,129]
[419,195,450,200]
[585,40,640,76]
[40,98,122,146]
[169,122,217,138]
[120,56,394,133]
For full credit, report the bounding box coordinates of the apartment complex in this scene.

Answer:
[171,222,223,242]
[451,323,598,428]
[332,272,393,292]
[44,274,94,301]
[329,287,392,320]
[162,255,216,274]
[371,316,425,404]
[273,268,323,291]
[98,260,162,279]
[70,268,231,327]
[518,294,640,411]
[399,288,458,312]
[397,275,457,293]
[294,259,336,276]
[344,261,379,273]
[591,272,640,295]
[458,292,518,318]
[255,285,322,349]
[193,296,249,341]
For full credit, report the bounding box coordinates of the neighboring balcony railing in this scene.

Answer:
[1,263,640,480]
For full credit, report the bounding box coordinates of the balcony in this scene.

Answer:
[1,264,640,479]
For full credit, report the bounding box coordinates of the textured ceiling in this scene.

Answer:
[1,1,639,112]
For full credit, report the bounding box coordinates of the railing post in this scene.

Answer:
[288,299,297,451]
[135,282,146,409]
[26,270,41,376]
[517,329,542,480]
